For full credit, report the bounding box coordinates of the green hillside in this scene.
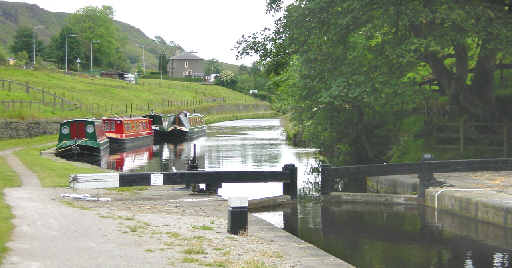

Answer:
[0,1,181,70]
[0,67,271,120]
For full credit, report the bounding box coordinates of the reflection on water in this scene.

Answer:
[102,119,319,200]
[255,202,512,268]
[66,118,512,267]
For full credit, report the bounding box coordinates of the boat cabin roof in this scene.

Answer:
[103,117,149,121]
[61,119,100,124]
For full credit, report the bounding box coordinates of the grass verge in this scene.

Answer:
[206,111,280,125]
[0,67,266,120]
[14,144,104,187]
[0,156,21,265]
[0,135,57,152]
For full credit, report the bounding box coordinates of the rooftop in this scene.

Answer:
[170,52,203,60]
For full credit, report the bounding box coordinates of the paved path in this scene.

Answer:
[1,149,353,268]
[1,150,173,268]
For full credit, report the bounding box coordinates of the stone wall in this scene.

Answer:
[0,120,61,139]
[366,175,419,195]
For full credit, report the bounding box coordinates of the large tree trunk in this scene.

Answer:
[466,43,497,117]
[425,42,498,119]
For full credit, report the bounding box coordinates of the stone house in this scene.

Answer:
[168,52,204,78]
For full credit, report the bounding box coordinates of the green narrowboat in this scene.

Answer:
[56,119,109,156]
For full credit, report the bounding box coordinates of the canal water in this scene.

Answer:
[80,118,512,267]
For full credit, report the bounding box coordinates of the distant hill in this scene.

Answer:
[0,1,182,71]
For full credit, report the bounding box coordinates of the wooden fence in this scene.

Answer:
[431,120,510,157]
[0,78,254,115]
[0,79,78,111]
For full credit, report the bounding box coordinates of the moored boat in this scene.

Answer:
[102,117,153,152]
[145,112,206,141]
[56,119,109,156]
[167,112,206,141]
[143,113,173,138]
[107,145,154,172]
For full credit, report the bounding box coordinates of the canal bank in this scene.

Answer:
[2,147,354,267]
[366,172,512,228]
[60,187,353,268]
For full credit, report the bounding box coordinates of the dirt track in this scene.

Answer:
[0,150,352,268]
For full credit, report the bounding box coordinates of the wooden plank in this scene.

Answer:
[73,170,290,188]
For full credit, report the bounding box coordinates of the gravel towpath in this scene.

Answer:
[0,149,352,268]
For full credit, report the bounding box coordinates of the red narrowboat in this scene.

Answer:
[107,145,154,172]
[102,117,153,152]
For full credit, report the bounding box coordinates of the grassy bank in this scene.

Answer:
[14,144,104,187]
[0,67,269,120]
[0,134,57,151]
[205,111,280,124]
[0,157,21,265]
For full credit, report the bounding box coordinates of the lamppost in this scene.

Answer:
[32,25,44,65]
[90,40,100,73]
[65,34,79,72]
[136,43,145,75]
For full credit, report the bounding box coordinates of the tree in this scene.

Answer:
[204,58,222,75]
[15,51,29,67]
[158,53,168,75]
[241,0,512,118]
[47,25,83,71]
[66,5,129,70]
[10,26,44,64]
[216,70,238,89]
[237,0,512,164]
[0,45,7,65]
[204,58,222,76]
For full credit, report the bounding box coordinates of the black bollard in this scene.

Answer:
[418,153,436,198]
[227,197,248,235]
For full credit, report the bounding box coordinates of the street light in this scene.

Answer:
[136,43,145,75]
[65,34,79,72]
[90,40,100,72]
[33,25,44,65]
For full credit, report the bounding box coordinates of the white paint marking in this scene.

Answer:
[150,173,163,186]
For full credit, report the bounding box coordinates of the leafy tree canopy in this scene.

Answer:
[204,58,222,76]
[10,26,44,64]
[66,5,128,70]
[237,0,512,163]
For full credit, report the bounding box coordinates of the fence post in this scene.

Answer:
[41,89,45,105]
[25,82,30,94]
[459,118,465,153]
[8,80,11,92]
[320,164,331,195]
[1,80,4,89]
[131,103,133,114]
[505,122,509,158]
[282,164,297,199]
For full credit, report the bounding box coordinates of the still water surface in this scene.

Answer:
[94,118,512,267]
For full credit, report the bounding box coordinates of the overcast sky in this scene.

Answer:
[7,0,277,65]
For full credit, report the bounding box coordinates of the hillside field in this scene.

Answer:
[0,67,271,120]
